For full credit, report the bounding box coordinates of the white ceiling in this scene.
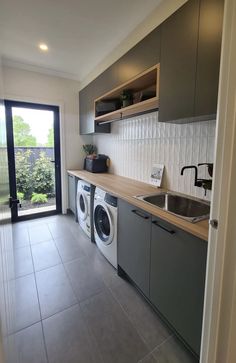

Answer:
[0,0,162,81]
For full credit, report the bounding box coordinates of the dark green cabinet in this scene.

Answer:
[159,0,199,123]
[79,28,161,135]
[68,174,77,214]
[116,27,161,84]
[194,0,224,118]
[118,199,151,297]
[150,216,207,356]
[79,83,110,135]
[159,0,223,123]
[117,198,207,357]
[79,0,223,132]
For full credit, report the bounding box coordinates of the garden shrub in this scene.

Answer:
[17,192,24,201]
[31,193,48,204]
[15,150,32,198]
[32,152,54,196]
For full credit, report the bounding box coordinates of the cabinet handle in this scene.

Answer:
[152,220,175,234]
[132,209,149,220]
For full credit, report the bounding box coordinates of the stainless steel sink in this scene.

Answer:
[135,192,210,223]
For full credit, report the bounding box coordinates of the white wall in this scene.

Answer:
[94,112,215,201]
[2,66,92,211]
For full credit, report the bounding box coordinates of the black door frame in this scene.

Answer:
[5,100,62,222]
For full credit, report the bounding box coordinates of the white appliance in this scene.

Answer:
[93,187,117,268]
[77,180,91,238]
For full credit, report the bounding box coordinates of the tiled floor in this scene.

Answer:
[6,214,198,363]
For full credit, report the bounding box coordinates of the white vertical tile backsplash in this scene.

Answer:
[93,111,216,201]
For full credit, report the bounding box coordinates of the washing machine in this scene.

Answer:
[93,187,117,268]
[77,180,91,238]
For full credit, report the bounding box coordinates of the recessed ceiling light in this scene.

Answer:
[39,43,48,51]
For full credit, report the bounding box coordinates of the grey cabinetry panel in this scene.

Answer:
[79,28,161,134]
[116,27,161,84]
[79,82,110,135]
[159,0,199,123]
[94,63,119,96]
[150,216,207,355]
[79,87,89,135]
[68,174,77,214]
[159,0,224,123]
[194,0,224,118]
[118,199,151,297]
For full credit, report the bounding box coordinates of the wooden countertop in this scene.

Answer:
[68,170,209,241]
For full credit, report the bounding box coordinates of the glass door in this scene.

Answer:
[5,100,61,221]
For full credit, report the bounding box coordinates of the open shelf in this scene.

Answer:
[94,64,160,124]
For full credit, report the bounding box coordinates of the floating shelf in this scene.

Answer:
[94,64,160,124]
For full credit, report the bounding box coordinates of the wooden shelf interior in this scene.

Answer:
[94,64,160,123]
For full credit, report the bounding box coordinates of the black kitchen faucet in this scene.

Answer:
[180,163,213,196]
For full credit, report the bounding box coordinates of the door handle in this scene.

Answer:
[9,197,20,209]
[131,209,149,220]
[152,220,175,234]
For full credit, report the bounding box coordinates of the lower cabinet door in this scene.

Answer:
[150,216,207,356]
[68,174,76,214]
[118,199,151,297]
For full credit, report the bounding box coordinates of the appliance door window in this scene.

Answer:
[94,204,113,245]
[77,192,88,220]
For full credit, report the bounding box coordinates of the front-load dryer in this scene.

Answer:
[77,180,91,238]
[93,187,117,268]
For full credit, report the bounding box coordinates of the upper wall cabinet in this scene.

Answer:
[115,27,161,84]
[95,64,160,124]
[194,0,224,118]
[79,82,111,134]
[79,28,161,134]
[159,0,224,123]
[79,0,224,133]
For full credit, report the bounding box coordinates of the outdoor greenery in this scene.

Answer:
[17,192,24,201]
[13,114,55,207]
[46,128,54,147]
[32,152,54,195]
[31,193,48,204]
[16,151,54,200]
[13,116,37,147]
[15,150,32,198]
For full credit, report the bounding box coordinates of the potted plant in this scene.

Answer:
[120,90,133,108]
[82,144,97,158]
[83,144,97,170]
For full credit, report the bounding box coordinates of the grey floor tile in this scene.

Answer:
[9,274,40,333]
[12,221,29,231]
[7,323,47,363]
[65,257,105,302]
[31,240,61,271]
[71,226,102,259]
[27,218,48,227]
[80,289,149,363]
[44,215,65,224]
[47,221,72,239]
[43,304,103,363]
[54,235,86,262]
[110,278,171,350]
[138,353,158,363]
[152,336,198,363]
[14,246,34,278]
[29,224,52,244]
[12,228,29,249]
[36,264,77,319]
[91,251,119,288]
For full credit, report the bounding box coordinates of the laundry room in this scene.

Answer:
[1,1,236,363]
